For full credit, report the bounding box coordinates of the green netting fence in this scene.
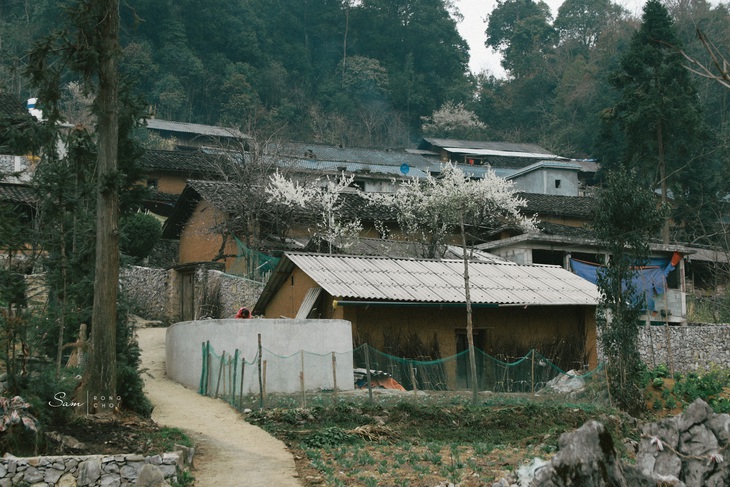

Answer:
[199,341,608,409]
[227,237,280,279]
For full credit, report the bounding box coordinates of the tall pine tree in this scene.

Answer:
[598,0,709,244]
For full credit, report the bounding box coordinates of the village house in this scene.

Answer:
[252,252,600,388]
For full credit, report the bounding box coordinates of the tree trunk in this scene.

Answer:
[460,214,478,405]
[83,0,120,414]
[657,121,669,244]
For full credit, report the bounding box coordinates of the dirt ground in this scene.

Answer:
[137,326,302,487]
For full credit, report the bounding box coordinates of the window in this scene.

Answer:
[554,179,561,188]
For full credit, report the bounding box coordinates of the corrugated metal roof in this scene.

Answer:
[285,253,599,306]
[146,119,246,138]
[444,148,559,159]
[420,138,554,155]
[506,161,583,180]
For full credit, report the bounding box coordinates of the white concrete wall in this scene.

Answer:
[165,318,354,393]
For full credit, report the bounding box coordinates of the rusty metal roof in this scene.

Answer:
[282,252,599,306]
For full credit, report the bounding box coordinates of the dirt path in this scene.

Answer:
[137,327,302,487]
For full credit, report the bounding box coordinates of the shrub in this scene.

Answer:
[120,213,162,262]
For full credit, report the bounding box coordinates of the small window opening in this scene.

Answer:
[554,179,561,188]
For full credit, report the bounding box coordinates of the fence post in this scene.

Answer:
[258,334,264,409]
[227,353,233,403]
[331,352,338,401]
[199,342,206,395]
[300,350,306,409]
[232,349,239,405]
[215,351,226,398]
[239,360,245,409]
[262,359,267,408]
[531,350,535,395]
[364,344,373,403]
[410,361,418,399]
[206,341,211,396]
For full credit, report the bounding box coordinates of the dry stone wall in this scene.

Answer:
[638,323,730,372]
[0,450,185,487]
[121,266,264,322]
[121,267,170,322]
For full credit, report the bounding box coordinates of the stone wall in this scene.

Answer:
[638,323,730,372]
[121,267,170,322]
[204,270,264,318]
[121,266,265,323]
[0,449,187,487]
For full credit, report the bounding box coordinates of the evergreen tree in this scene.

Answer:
[598,0,710,243]
[593,167,665,414]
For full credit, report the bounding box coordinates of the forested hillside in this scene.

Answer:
[1,0,729,157]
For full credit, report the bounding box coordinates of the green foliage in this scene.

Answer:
[116,303,153,417]
[120,213,162,262]
[593,168,666,414]
[301,427,358,448]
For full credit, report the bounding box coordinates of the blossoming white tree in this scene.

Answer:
[376,164,536,403]
[266,171,363,253]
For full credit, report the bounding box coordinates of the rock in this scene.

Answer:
[517,457,548,486]
[135,464,168,487]
[44,467,65,484]
[23,466,44,484]
[99,473,121,487]
[531,420,629,486]
[542,370,585,394]
[47,432,86,451]
[56,473,77,487]
[77,459,102,486]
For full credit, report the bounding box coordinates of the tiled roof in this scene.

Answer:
[146,119,246,139]
[139,149,228,175]
[278,143,441,169]
[0,184,35,205]
[257,252,599,311]
[520,193,596,219]
[0,93,29,120]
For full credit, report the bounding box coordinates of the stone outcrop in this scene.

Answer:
[495,399,729,487]
[0,448,193,487]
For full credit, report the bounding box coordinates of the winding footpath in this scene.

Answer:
[137,326,302,487]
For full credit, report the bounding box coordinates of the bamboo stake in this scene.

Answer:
[232,349,239,405]
[239,360,245,409]
[227,354,233,403]
[331,352,338,401]
[258,334,263,409]
[206,341,212,396]
[199,342,206,395]
[215,351,226,398]
[300,350,306,409]
[410,362,418,400]
[531,350,535,395]
[262,359,267,408]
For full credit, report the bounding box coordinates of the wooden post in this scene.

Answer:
[258,334,263,409]
[531,350,535,395]
[364,344,373,403]
[215,351,225,398]
[199,342,206,395]
[331,352,338,401]
[239,360,245,409]
[206,341,212,396]
[232,349,239,405]
[410,361,418,399]
[262,360,267,408]
[300,350,306,409]
[227,354,233,403]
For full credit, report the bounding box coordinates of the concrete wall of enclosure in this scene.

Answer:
[165,319,354,393]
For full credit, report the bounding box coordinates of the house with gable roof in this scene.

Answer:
[253,252,600,385]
